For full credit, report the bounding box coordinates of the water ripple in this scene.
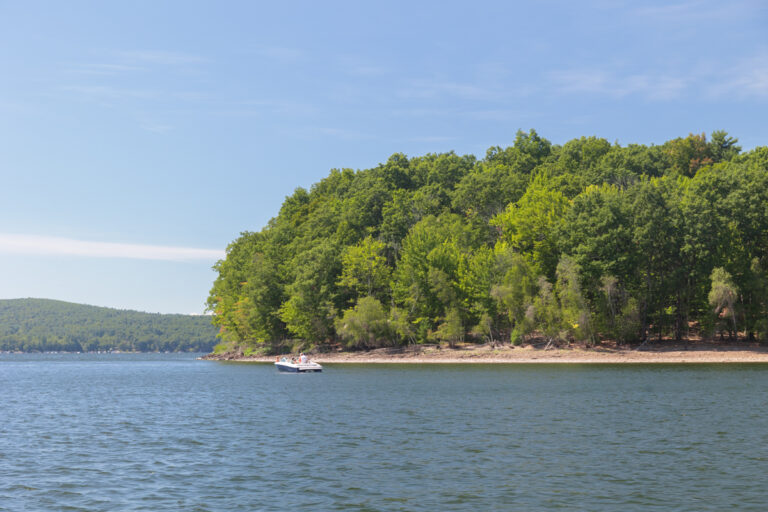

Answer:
[2,355,768,510]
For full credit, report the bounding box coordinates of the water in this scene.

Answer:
[1,354,767,511]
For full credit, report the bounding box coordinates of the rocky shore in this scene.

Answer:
[202,341,768,364]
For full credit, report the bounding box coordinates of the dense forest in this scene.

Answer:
[208,131,768,354]
[0,299,217,352]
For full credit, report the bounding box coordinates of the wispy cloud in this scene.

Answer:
[0,100,33,114]
[116,50,207,65]
[550,51,768,102]
[408,135,456,143]
[60,85,208,107]
[63,50,206,78]
[237,98,319,116]
[64,63,147,76]
[317,127,377,141]
[465,109,534,122]
[348,64,389,77]
[334,55,390,77]
[398,79,499,101]
[251,45,303,61]
[549,69,687,100]
[632,0,762,22]
[139,122,173,133]
[61,85,162,100]
[706,54,768,99]
[633,1,713,20]
[388,107,533,123]
[0,234,224,261]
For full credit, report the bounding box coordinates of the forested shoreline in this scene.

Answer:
[0,299,217,352]
[207,131,768,355]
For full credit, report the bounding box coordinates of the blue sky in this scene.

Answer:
[1,0,766,314]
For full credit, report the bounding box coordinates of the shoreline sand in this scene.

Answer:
[204,342,768,364]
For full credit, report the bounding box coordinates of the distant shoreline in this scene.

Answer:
[202,342,768,364]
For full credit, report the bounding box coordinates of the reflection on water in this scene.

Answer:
[1,354,767,511]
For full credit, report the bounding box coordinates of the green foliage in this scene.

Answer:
[491,175,569,278]
[491,246,538,340]
[432,307,464,347]
[520,256,594,345]
[0,299,217,352]
[743,258,768,341]
[208,130,768,350]
[708,267,740,338]
[629,176,684,339]
[392,213,486,342]
[558,183,634,296]
[390,306,417,345]
[664,133,714,176]
[380,189,415,260]
[597,275,641,344]
[335,296,393,349]
[279,241,341,343]
[338,236,391,302]
[530,276,561,341]
[471,312,496,344]
[710,130,741,163]
[555,256,594,344]
[452,130,548,220]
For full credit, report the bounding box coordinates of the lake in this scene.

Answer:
[1,354,767,511]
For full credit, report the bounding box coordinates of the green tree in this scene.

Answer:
[380,189,415,262]
[338,236,392,302]
[555,256,594,344]
[393,214,485,341]
[663,133,713,176]
[679,166,734,332]
[491,245,539,344]
[335,296,393,349]
[744,258,768,341]
[708,267,740,340]
[206,130,767,354]
[491,176,569,278]
[433,307,464,348]
[708,130,741,163]
[451,129,550,221]
[628,177,688,341]
[279,241,342,344]
[557,183,635,300]
[531,276,561,344]
[597,275,640,344]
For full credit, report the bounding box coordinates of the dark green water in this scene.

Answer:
[1,354,767,511]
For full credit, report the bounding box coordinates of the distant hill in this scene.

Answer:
[0,298,218,352]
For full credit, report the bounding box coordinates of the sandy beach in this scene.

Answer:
[205,341,768,364]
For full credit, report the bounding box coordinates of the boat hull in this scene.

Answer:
[274,361,323,373]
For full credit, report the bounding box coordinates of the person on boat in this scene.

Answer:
[300,353,308,364]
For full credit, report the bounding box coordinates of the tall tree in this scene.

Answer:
[492,175,569,278]
[708,267,740,339]
[338,236,392,304]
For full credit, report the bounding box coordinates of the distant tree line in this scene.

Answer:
[207,130,768,353]
[0,299,217,352]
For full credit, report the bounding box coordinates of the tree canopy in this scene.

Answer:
[207,130,768,353]
[0,299,217,352]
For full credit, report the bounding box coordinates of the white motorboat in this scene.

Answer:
[274,357,323,373]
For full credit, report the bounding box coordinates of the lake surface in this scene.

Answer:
[1,354,767,511]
